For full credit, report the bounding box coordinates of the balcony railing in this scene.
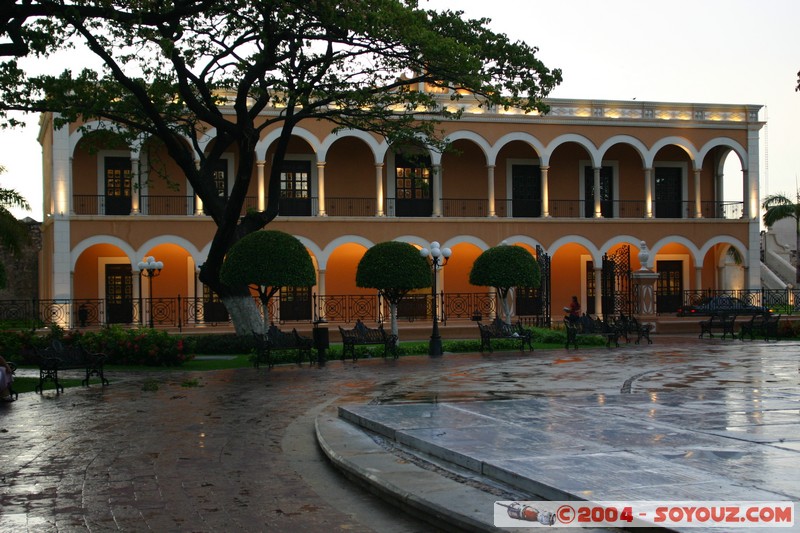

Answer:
[70,194,744,220]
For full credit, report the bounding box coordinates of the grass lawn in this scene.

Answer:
[9,336,595,395]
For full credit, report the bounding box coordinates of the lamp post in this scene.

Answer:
[420,241,451,357]
[138,256,163,329]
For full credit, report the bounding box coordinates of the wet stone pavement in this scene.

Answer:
[1,337,799,532]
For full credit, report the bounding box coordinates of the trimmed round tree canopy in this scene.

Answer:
[356,241,431,291]
[220,230,315,288]
[469,244,540,289]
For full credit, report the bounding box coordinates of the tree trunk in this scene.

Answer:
[221,293,264,336]
[389,302,399,338]
[497,288,513,324]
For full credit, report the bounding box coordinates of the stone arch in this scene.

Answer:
[649,236,702,268]
[256,126,323,160]
[546,133,600,167]
[71,236,137,271]
[597,135,648,165]
[647,136,699,169]
[548,234,603,265]
[491,132,547,166]
[319,129,387,163]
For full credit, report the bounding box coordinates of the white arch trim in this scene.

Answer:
[545,134,600,167]
[135,236,202,268]
[699,235,750,268]
[71,236,138,271]
[649,236,702,268]
[597,135,648,164]
[256,126,323,160]
[646,136,699,169]
[489,132,547,166]
[319,129,388,163]
[443,131,492,163]
[697,137,748,168]
[547,235,603,264]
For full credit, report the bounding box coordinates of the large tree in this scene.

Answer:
[0,0,561,334]
[469,243,540,324]
[356,240,431,337]
[762,192,800,284]
[0,165,31,289]
[219,230,315,328]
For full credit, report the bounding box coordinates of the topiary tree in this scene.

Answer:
[219,230,315,333]
[469,243,540,325]
[356,241,431,337]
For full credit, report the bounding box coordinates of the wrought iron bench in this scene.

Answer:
[565,315,622,349]
[338,321,398,361]
[739,313,781,341]
[252,326,313,369]
[477,319,533,353]
[699,314,736,339]
[35,340,109,393]
[616,313,653,345]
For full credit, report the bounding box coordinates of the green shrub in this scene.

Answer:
[189,333,254,355]
[79,326,193,366]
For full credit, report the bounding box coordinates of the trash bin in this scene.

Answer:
[312,321,329,366]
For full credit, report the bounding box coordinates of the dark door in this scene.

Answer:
[657,260,683,314]
[104,157,132,215]
[280,286,312,321]
[203,284,229,323]
[512,165,542,217]
[655,167,682,218]
[106,264,133,324]
[584,166,613,218]
[279,160,312,216]
[586,261,595,316]
[395,154,433,217]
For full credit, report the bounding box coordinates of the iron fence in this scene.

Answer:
[2,292,553,330]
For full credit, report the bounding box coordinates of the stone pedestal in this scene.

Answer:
[633,270,659,332]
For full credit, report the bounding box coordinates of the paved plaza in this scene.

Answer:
[1,336,799,532]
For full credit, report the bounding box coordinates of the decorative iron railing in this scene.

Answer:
[1,292,554,330]
[71,194,743,219]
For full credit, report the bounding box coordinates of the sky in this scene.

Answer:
[1,0,797,221]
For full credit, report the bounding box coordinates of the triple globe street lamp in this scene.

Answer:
[138,256,163,328]
[420,241,451,357]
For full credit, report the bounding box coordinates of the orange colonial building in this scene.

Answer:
[37,92,764,329]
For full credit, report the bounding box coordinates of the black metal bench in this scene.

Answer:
[616,313,653,345]
[252,326,313,369]
[565,315,621,349]
[739,313,781,341]
[699,314,736,339]
[35,340,109,393]
[338,322,398,361]
[477,319,533,353]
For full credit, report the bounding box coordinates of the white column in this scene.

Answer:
[317,269,326,320]
[52,122,72,299]
[257,160,266,211]
[194,159,204,215]
[594,267,603,317]
[316,161,326,216]
[541,165,550,217]
[741,170,750,219]
[644,167,653,218]
[375,164,385,216]
[694,169,703,218]
[487,165,496,217]
[695,266,703,291]
[131,157,140,214]
[432,164,442,217]
[593,167,602,218]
